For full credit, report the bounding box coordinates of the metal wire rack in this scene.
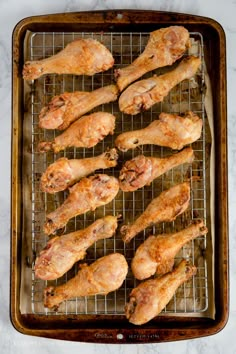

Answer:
[25,30,209,315]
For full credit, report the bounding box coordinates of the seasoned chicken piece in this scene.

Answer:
[40,148,118,193]
[119,56,201,115]
[23,38,114,80]
[39,85,118,130]
[38,112,116,153]
[115,26,190,91]
[132,219,207,280]
[125,259,197,325]
[119,147,194,192]
[121,182,190,243]
[35,216,118,280]
[44,174,119,235]
[44,253,128,310]
[115,111,202,152]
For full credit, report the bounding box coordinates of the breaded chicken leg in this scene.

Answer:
[119,56,201,115]
[40,148,118,193]
[125,259,197,325]
[23,38,114,80]
[132,219,207,280]
[115,111,202,152]
[38,112,116,153]
[44,253,128,310]
[35,216,118,280]
[39,85,118,130]
[121,182,190,243]
[115,26,190,91]
[119,147,194,192]
[44,174,119,235]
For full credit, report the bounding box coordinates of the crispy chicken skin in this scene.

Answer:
[115,111,202,152]
[119,147,194,192]
[40,148,118,194]
[119,56,201,115]
[121,182,190,243]
[44,253,128,310]
[115,26,190,91]
[132,219,207,280]
[39,85,118,130]
[44,174,119,235]
[35,216,118,280]
[38,112,116,153]
[23,38,114,80]
[125,259,197,325]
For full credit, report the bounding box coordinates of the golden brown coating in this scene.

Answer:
[38,112,116,153]
[119,56,201,115]
[119,147,194,192]
[44,174,119,235]
[121,182,190,243]
[44,253,128,310]
[39,85,118,130]
[115,111,202,152]
[40,148,118,194]
[125,259,197,325]
[35,216,118,280]
[131,219,207,280]
[115,26,190,91]
[23,38,114,80]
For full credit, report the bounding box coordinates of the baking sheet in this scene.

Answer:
[20,29,214,319]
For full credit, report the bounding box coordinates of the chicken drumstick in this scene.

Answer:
[121,182,190,243]
[44,174,119,235]
[44,253,128,310]
[35,216,119,280]
[115,26,190,91]
[119,147,194,192]
[132,219,207,280]
[39,85,118,130]
[38,112,116,153]
[115,111,202,152]
[23,38,114,80]
[119,56,201,115]
[40,148,118,193]
[125,259,197,325]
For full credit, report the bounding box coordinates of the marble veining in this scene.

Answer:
[1,0,236,353]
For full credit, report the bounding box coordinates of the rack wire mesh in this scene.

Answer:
[25,30,210,315]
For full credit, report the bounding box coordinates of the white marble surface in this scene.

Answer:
[0,0,235,352]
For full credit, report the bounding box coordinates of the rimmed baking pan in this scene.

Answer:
[11,10,228,343]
